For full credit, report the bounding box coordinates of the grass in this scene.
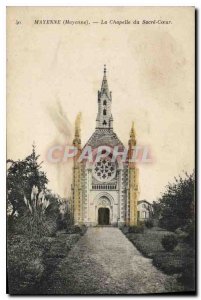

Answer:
[127,227,169,258]
[7,230,83,294]
[124,227,195,292]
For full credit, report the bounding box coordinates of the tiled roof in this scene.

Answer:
[83,129,124,149]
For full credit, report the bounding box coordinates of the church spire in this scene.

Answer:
[96,66,113,129]
[130,122,136,140]
[101,65,109,97]
[73,112,82,150]
[128,121,136,150]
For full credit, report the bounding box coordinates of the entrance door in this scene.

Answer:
[98,208,110,225]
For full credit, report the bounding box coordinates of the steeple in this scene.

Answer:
[129,122,136,147]
[73,112,82,150]
[128,121,136,161]
[101,65,110,97]
[130,122,136,139]
[96,65,113,129]
[71,112,82,225]
[127,121,139,226]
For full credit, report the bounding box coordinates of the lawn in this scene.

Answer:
[124,227,195,292]
[7,230,83,294]
[127,227,169,258]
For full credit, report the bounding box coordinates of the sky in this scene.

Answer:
[7,7,195,202]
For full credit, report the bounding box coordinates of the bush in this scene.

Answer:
[161,234,178,251]
[153,252,183,274]
[66,224,87,235]
[128,225,144,234]
[137,220,145,226]
[183,221,195,247]
[7,235,44,294]
[145,219,154,228]
[121,225,129,234]
[80,224,87,236]
[7,215,16,234]
[13,213,57,237]
[56,212,72,231]
[178,258,195,291]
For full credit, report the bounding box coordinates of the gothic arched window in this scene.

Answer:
[103,100,107,105]
[103,120,107,125]
[103,109,107,115]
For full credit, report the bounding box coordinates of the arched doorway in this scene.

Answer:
[98,207,110,225]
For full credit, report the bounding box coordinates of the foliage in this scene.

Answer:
[57,212,72,231]
[153,243,195,291]
[137,220,145,226]
[15,211,57,237]
[45,190,61,218]
[121,225,129,234]
[144,219,154,228]
[12,185,51,237]
[56,197,72,231]
[126,227,169,257]
[151,201,161,219]
[156,171,195,232]
[153,252,183,274]
[178,256,195,291]
[66,224,87,236]
[6,144,67,237]
[7,235,44,294]
[18,187,64,237]
[7,232,82,294]
[128,224,144,234]
[7,144,48,217]
[6,145,81,294]
[24,185,50,213]
[7,215,16,233]
[161,234,178,252]
[185,227,195,249]
[125,227,195,291]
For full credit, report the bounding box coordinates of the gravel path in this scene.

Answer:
[45,227,178,294]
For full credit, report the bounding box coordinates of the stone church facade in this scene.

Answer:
[71,66,140,227]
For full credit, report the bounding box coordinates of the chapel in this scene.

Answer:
[71,66,140,227]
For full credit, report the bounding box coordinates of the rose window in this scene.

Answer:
[93,158,116,182]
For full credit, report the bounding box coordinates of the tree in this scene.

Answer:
[45,190,61,219]
[158,171,195,231]
[7,144,48,216]
[152,201,161,219]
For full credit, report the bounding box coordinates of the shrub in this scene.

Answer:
[121,225,129,234]
[80,224,87,236]
[66,225,87,235]
[129,225,144,234]
[14,212,57,237]
[161,234,178,251]
[56,212,72,231]
[7,235,44,294]
[145,219,154,228]
[153,252,183,274]
[183,221,195,247]
[178,258,195,291]
[7,215,16,234]
[74,225,82,234]
[137,220,145,226]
